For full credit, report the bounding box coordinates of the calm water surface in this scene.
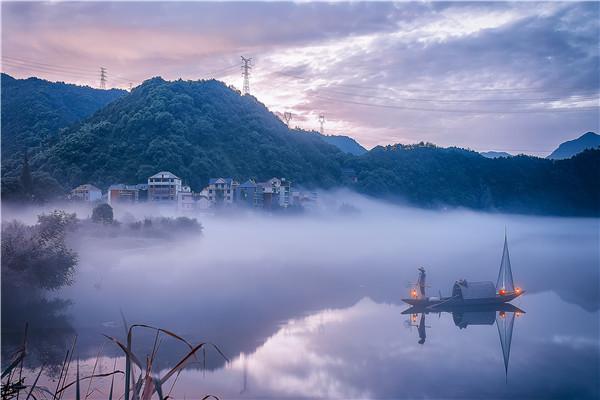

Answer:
[3,201,599,399]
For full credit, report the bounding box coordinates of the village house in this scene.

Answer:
[206,178,238,206]
[70,184,102,202]
[255,178,291,209]
[148,171,182,202]
[108,184,139,205]
[177,189,211,212]
[235,179,258,207]
[135,184,149,202]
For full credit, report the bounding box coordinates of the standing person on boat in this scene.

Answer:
[417,267,426,298]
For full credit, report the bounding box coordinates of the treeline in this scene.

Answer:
[1,73,125,177]
[1,75,598,216]
[348,143,600,216]
[27,77,345,191]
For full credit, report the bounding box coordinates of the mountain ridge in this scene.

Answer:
[1,75,598,216]
[547,131,600,160]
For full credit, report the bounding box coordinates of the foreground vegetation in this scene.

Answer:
[2,323,226,400]
[1,207,213,398]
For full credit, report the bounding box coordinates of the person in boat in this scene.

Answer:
[417,267,426,298]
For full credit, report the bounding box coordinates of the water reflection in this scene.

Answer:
[402,303,525,379]
[1,296,75,376]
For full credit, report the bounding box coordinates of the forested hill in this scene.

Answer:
[2,75,598,216]
[348,143,599,216]
[1,73,126,164]
[31,77,346,191]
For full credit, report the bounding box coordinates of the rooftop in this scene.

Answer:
[72,184,101,192]
[149,171,180,179]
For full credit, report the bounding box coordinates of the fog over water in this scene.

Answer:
[2,191,598,399]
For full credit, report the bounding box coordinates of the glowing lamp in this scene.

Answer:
[515,287,522,294]
[499,289,506,296]
[411,289,417,298]
[499,311,506,318]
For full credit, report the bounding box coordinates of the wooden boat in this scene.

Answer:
[402,233,524,309]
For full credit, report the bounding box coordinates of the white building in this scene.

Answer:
[148,171,182,202]
[205,178,238,205]
[177,186,194,211]
[71,184,102,202]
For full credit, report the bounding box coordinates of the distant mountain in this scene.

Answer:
[1,73,126,174]
[29,77,345,191]
[2,75,598,216]
[318,134,367,155]
[480,151,512,159]
[547,132,600,160]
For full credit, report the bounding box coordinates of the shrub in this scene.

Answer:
[91,203,113,224]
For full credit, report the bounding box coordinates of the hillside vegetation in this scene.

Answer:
[1,73,125,169]
[350,143,599,216]
[1,75,598,216]
[31,77,346,191]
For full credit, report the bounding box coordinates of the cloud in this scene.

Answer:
[2,2,598,153]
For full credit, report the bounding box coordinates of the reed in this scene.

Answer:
[1,323,227,400]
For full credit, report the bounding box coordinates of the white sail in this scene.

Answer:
[496,233,515,292]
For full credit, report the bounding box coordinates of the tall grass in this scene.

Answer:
[1,323,227,400]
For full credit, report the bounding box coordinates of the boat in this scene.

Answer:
[401,233,524,309]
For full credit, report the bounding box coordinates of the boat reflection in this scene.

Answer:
[403,303,525,378]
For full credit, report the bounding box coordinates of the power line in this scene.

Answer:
[318,113,325,134]
[314,94,599,114]
[2,60,98,79]
[2,57,138,87]
[283,112,292,127]
[241,56,252,95]
[3,55,98,74]
[315,87,599,105]
[275,69,596,95]
[205,64,239,78]
[99,67,107,89]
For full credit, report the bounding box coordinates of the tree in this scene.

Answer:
[1,211,78,292]
[91,203,113,224]
[20,151,33,200]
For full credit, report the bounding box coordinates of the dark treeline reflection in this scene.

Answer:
[1,211,78,374]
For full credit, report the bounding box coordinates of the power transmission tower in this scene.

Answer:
[241,56,252,95]
[318,113,325,135]
[283,112,292,127]
[128,82,133,91]
[99,67,107,89]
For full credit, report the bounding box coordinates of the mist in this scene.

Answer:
[2,190,598,397]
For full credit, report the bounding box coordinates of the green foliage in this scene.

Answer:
[32,77,345,190]
[2,74,598,216]
[91,203,114,224]
[19,152,33,198]
[1,210,78,292]
[347,144,600,216]
[1,74,125,179]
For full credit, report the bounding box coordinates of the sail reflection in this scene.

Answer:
[403,303,525,379]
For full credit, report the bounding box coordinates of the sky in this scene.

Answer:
[2,1,599,154]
